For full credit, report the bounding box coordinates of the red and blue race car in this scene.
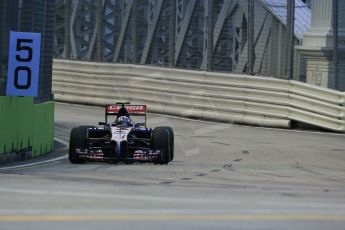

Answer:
[69,102,174,164]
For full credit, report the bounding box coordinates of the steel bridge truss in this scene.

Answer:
[55,0,284,75]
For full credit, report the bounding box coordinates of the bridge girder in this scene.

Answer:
[55,0,304,78]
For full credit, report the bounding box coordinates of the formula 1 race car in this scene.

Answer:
[68,102,174,164]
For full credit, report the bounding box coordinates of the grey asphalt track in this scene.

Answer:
[0,102,345,230]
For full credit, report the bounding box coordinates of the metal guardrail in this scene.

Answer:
[52,59,345,132]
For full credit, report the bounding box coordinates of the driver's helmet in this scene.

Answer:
[116,116,131,127]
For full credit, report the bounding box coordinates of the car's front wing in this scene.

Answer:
[76,148,162,162]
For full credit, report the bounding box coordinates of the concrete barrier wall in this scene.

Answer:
[53,59,345,132]
[32,101,55,156]
[0,96,54,156]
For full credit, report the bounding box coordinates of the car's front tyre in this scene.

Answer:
[69,126,94,164]
[152,127,174,164]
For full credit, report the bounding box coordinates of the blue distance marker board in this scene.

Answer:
[6,31,41,97]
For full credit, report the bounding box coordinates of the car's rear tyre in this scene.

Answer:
[152,127,174,164]
[69,126,94,164]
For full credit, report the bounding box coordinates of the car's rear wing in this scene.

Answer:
[104,104,147,125]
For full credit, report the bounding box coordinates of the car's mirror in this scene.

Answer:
[98,122,106,126]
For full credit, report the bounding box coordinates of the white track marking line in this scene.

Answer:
[0,213,345,222]
[0,208,343,215]
[0,155,67,171]
[0,187,237,205]
[0,138,68,171]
